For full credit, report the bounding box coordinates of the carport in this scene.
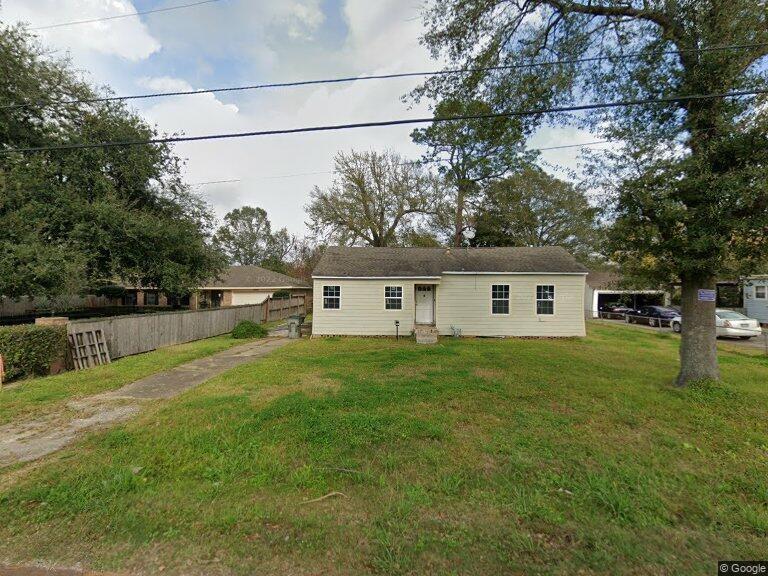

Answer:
[585,272,670,318]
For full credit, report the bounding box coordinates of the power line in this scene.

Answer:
[233,141,613,181]
[30,0,224,31]
[189,178,241,186]
[2,89,764,155]
[183,141,611,186]
[4,42,767,111]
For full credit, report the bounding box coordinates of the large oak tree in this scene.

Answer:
[0,25,225,302]
[417,0,768,385]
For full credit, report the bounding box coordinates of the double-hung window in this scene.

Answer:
[323,285,341,309]
[536,285,555,315]
[756,285,767,299]
[385,286,403,310]
[491,284,510,315]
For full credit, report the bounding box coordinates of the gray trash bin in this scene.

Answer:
[287,315,302,339]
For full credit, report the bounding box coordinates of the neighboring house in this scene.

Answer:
[191,266,311,310]
[744,276,768,324]
[584,272,670,318]
[311,246,588,338]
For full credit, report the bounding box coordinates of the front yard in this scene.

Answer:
[1,324,767,574]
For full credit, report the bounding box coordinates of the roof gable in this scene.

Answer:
[313,247,588,277]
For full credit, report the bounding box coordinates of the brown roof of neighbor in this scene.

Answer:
[586,271,624,290]
[203,266,309,288]
[312,246,588,277]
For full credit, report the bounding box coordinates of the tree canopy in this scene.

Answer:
[472,167,601,264]
[0,25,224,301]
[213,206,295,272]
[411,98,529,246]
[417,0,768,384]
[306,150,439,247]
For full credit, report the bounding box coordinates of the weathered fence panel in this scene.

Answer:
[265,296,306,322]
[67,304,263,360]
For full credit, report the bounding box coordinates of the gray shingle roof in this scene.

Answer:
[312,246,588,277]
[203,266,309,288]
[586,271,623,290]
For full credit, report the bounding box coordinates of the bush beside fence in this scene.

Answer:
[0,324,68,381]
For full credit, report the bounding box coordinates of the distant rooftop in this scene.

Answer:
[202,266,309,289]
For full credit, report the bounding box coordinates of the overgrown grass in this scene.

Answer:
[1,323,767,575]
[0,335,245,425]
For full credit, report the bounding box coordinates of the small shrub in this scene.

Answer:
[232,320,268,339]
[0,324,68,381]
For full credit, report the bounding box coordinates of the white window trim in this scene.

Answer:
[536,284,556,316]
[490,284,510,316]
[384,285,403,311]
[756,285,767,299]
[322,285,341,310]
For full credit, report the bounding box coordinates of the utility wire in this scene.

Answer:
[2,89,763,155]
[3,42,767,111]
[30,0,224,30]
[225,140,612,182]
[189,178,241,186]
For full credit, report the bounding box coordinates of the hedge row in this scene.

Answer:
[0,324,69,381]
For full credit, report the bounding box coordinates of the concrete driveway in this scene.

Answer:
[590,318,768,353]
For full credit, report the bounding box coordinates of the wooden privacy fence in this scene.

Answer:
[67,304,263,360]
[264,295,306,322]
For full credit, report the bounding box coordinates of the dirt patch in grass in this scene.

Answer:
[473,367,505,380]
[250,371,341,407]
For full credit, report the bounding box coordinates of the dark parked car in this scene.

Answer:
[625,305,678,327]
[599,304,635,319]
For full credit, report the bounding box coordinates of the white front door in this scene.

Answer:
[415,285,434,324]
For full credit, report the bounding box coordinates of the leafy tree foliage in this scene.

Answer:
[417,0,768,385]
[0,25,224,301]
[411,99,529,246]
[473,167,601,263]
[306,150,439,247]
[212,206,294,271]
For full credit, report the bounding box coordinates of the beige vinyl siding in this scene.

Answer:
[435,274,586,337]
[312,279,419,336]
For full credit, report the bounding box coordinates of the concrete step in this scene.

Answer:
[415,325,438,344]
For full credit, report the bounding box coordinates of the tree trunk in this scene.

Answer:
[453,187,464,248]
[676,274,719,386]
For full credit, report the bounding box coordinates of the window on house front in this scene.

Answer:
[491,284,510,315]
[756,285,767,299]
[323,285,341,309]
[385,286,402,310]
[536,285,555,315]
[145,291,159,306]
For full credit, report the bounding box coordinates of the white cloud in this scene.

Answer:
[1,0,161,61]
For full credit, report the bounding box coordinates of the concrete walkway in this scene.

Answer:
[0,337,291,468]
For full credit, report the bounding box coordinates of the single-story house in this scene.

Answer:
[191,265,311,310]
[584,272,670,318]
[744,275,768,324]
[311,246,588,339]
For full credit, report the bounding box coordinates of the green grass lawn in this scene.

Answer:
[1,323,767,575]
[0,334,246,425]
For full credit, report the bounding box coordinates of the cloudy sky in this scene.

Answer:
[1,0,600,234]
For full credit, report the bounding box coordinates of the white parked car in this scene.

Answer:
[670,309,763,340]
